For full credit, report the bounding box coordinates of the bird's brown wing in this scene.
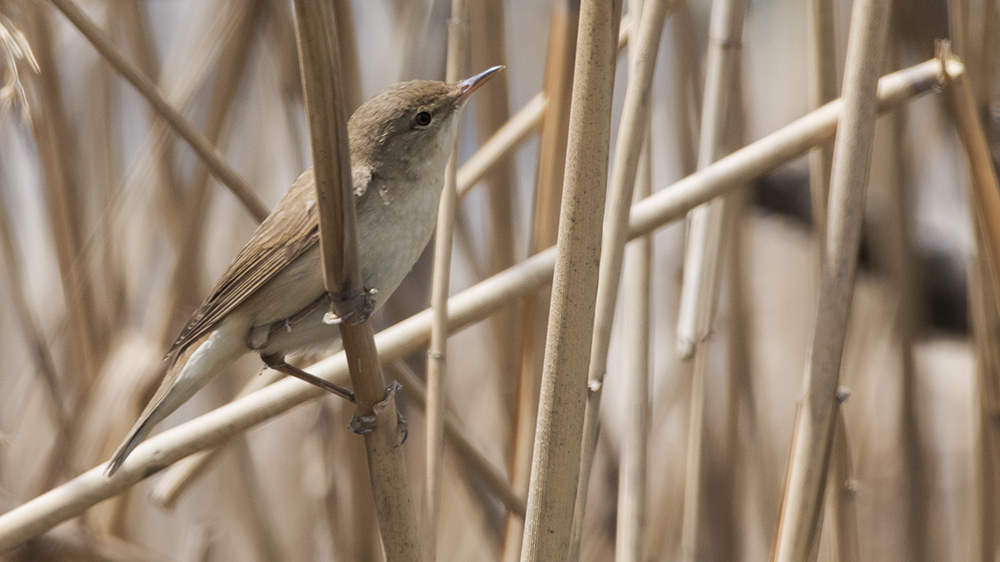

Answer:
[168,168,327,356]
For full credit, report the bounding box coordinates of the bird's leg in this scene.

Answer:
[261,353,354,402]
[323,287,378,326]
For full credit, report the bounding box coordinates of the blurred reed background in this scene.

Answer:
[0,0,997,561]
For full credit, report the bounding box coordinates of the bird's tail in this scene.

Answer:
[106,327,245,475]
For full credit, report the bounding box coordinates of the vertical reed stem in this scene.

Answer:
[424,0,467,558]
[771,0,892,558]
[294,2,421,559]
[674,0,747,558]
[520,0,621,559]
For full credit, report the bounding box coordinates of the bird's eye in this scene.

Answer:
[413,111,433,128]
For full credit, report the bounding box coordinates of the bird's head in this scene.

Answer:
[348,66,504,180]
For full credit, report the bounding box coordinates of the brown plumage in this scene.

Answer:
[106,66,503,475]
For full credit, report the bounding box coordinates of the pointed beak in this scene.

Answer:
[455,65,505,105]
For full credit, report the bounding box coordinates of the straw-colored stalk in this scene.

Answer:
[874,45,926,562]
[674,0,747,557]
[568,1,670,559]
[615,129,653,562]
[944,45,1000,562]
[675,0,747,358]
[807,0,837,244]
[612,6,650,562]
[820,413,859,562]
[502,18,631,562]
[425,0,468,558]
[968,230,1000,562]
[944,51,1000,309]
[469,0,518,420]
[975,0,997,106]
[0,59,947,553]
[47,0,269,222]
[948,0,969,71]
[671,3,703,176]
[469,0,515,280]
[520,2,622,560]
[502,2,579,560]
[806,2,861,558]
[770,0,892,559]
[293,1,420,561]
[332,0,361,113]
[723,184,769,544]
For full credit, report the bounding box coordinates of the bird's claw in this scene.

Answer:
[348,381,407,446]
[323,287,377,326]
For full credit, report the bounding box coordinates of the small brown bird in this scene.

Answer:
[107,66,504,475]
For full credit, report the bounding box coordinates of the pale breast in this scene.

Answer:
[356,171,443,304]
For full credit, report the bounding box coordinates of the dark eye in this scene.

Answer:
[413,111,432,128]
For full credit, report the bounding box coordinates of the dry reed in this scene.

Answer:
[0,2,995,561]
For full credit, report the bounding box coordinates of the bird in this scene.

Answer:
[106,66,504,476]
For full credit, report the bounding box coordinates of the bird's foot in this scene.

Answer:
[323,286,378,326]
[348,380,408,446]
[261,353,355,402]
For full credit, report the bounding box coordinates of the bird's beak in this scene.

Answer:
[455,65,505,105]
